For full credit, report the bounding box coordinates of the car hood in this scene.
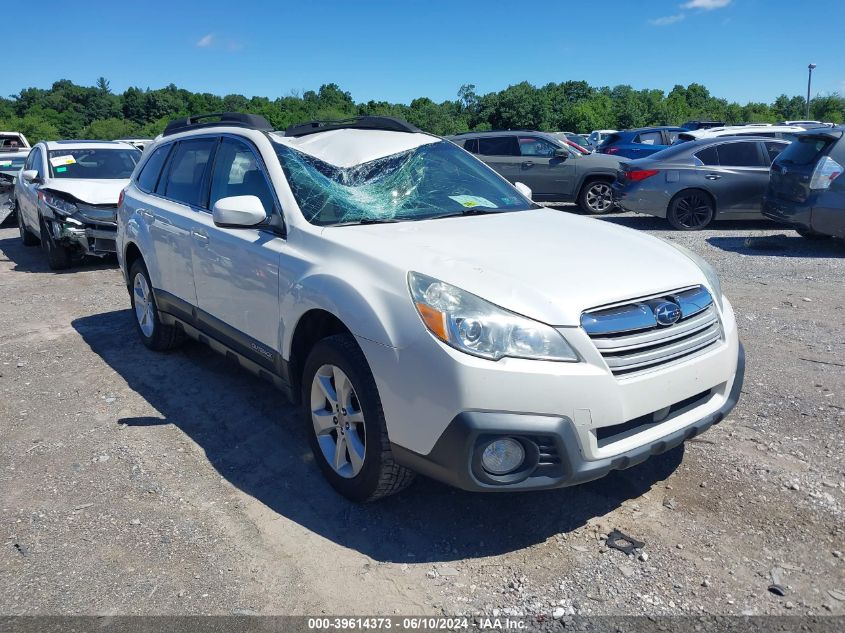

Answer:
[40,178,128,205]
[323,208,709,326]
[575,152,622,168]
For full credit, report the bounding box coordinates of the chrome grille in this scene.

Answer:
[582,286,722,377]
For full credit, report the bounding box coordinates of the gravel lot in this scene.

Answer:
[1,207,843,618]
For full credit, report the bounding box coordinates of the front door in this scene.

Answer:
[190,136,283,367]
[515,135,575,198]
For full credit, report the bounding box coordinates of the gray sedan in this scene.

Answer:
[612,136,789,229]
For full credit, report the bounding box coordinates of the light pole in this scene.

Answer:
[806,63,816,119]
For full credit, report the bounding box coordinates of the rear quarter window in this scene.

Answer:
[136,144,172,193]
[694,146,719,166]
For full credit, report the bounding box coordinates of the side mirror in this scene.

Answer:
[212,195,267,228]
[554,148,570,159]
[514,182,532,200]
[22,169,39,183]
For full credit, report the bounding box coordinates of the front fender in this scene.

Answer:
[280,270,424,360]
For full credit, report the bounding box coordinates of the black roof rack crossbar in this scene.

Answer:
[163,112,274,137]
[284,116,421,137]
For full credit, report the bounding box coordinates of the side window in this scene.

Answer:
[462,138,479,153]
[518,136,557,157]
[634,131,663,145]
[209,138,275,214]
[666,130,682,143]
[136,144,172,193]
[477,136,520,156]
[23,149,35,171]
[160,138,216,207]
[716,141,764,167]
[764,141,788,164]
[694,146,719,166]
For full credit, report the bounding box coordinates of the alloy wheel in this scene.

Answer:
[310,364,367,479]
[586,182,613,213]
[133,272,156,338]
[673,194,713,229]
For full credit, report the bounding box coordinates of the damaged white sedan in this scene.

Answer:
[15,140,141,269]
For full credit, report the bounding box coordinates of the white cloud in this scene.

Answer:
[196,33,214,48]
[681,0,732,9]
[649,13,685,26]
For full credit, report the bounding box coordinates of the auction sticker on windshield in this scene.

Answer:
[448,195,497,208]
[50,155,77,167]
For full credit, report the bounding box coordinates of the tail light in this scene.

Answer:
[809,156,842,190]
[118,189,125,208]
[627,169,659,182]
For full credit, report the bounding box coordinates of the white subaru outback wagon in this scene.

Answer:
[116,113,744,502]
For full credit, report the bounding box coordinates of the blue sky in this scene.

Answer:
[4,0,843,105]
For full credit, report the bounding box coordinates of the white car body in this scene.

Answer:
[116,138,154,151]
[678,125,805,142]
[15,140,141,263]
[587,129,618,147]
[116,116,744,498]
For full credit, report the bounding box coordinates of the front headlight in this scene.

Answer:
[408,272,579,362]
[39,191,78,217]
[665,242,723,309]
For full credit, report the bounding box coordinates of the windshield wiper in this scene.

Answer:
[330,217,403,227]
[426,207,507,220]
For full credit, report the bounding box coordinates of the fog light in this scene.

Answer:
[481,438,525,475]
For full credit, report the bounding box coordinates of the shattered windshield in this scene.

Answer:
[274,140,536,226]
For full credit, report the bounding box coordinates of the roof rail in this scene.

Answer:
[163,112,274,137]
[284,116,421,137]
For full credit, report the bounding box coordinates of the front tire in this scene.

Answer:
[128,259,185,351]
[667,190,715,230]
[302,334,414,502]
[40,217,71,269]
[18,205,38,246]
[578,180,615,214]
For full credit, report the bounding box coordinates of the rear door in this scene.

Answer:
[515,135,575,198]
[146,137,216,310]
[474,136,521,183]
[189,136,283,362]
[701,141,771,215]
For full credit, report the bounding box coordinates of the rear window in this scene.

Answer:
[775,136,834,166]
[477,136,519,156]
[694,146,719,166]
[634,131,663,145]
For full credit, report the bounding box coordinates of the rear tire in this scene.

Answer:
[578,179,616,214]
[667,190,715,230]
[128,259,185,351]
[795,226,831,240]
[302,334,414,502]
[40,217,71,269]
[18,205,38,246]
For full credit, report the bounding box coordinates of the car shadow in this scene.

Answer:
[0,235,118,273]
[72,309,684,564]
[707,234,845,258]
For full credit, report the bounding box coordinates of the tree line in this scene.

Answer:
[1,77,843,144]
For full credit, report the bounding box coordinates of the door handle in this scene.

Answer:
[522,161,534,168]
[138,208,155,222]
[705,174,721,180]
[191,229,209,245]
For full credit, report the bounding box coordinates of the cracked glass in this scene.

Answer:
[274,140,536,226]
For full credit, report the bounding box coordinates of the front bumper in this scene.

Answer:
[42,214,117,257]
[391,344,744,491]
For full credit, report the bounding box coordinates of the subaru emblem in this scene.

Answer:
[653,301,681,326]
